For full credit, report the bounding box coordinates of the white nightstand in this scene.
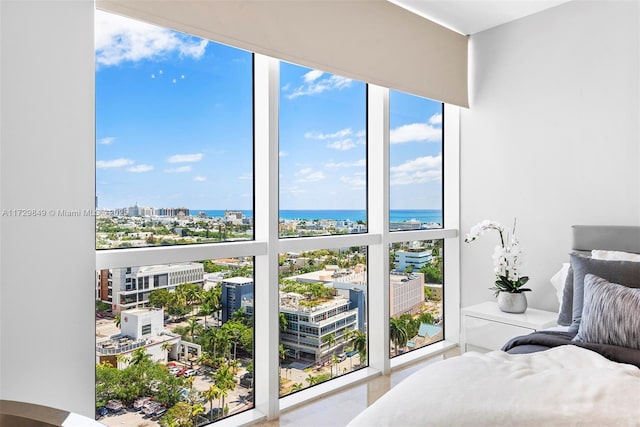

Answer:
[461,301,558,353]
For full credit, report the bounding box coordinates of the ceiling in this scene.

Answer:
[390,0,573,35]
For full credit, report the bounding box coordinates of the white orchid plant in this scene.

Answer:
[465,219,531,297]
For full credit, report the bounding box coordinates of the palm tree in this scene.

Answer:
[161,341,173,363]
[350,329,367,366]
[279,312,288,333]
[186,317,202,342]
[322,333,336,364]
[213,363,236,416]
[389,317,409,356]
[223,324,242,361]
[115,353,129,369]
[290,383,304,392]
[203,385,222,421]
[199,301,212,328]
[114,313,121,329]
[172,325,192,342]
[306,373,319,386]
[331,354,339,378]
[211,328,230,360]
[185,286,204,314]
[129,348,151,366]
[200,286,222,326]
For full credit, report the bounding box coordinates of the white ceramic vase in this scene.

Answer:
[497,292,527,314]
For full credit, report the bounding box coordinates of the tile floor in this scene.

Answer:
[254,347,460,427]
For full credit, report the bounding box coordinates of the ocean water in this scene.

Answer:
[193,209,442,224]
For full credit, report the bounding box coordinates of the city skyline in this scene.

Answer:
[95,10,443,212]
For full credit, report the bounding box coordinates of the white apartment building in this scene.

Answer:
[97,262,205,313]
[279,293,358,364]
[96,308,183,368]
[389,272,425,317]
[395,248,432,272]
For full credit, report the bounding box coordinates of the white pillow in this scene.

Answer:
[591,250,640,262]
[550,262,570,305]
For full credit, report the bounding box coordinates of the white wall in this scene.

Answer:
[0,0,95,417]
[460,0,640,311]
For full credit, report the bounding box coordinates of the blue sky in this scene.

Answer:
[95,11,442,212]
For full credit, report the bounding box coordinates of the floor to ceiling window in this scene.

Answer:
[95,9,458,426]
[95,10,257,426]
[388,91,445,358]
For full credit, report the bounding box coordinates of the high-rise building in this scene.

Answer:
[221,277,254,322]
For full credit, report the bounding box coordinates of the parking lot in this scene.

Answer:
[98,361,254,427]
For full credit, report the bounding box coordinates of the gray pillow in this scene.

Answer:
[557,266,573,326]
[572,274,640,350]
[569,253,640,333]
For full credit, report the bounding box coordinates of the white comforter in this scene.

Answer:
[347,345,640,426]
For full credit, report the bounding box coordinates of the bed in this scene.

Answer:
[348,225,640,426]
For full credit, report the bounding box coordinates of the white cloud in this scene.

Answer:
[238,173,252,181]
[325,159,366,169]
[391,169,442,185]
[96,158,134,168]
[303,69,324,83]
[390,155,442,185]
[127,164,154,173]
[305,128,352,140]
[390,155,442,173]
[390,123,441,144]
[97,136,116,145]
[167,153,203,163]
[95,10,208,68]
[286,74,352,99]
[428,113,442,126]
[164,166,192,173]
[295,168,325,183]
[326,139,356,151]
[304,128,362,151]
[193,176,207,182]
[279,151,288,157]
[286,186,306,195]
[340,174,366,188]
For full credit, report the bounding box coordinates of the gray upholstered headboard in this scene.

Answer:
[572,225,640,254]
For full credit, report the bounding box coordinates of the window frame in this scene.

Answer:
[95,39,460,424]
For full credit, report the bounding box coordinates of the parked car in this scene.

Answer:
[183,368,198,378]
[151,405,167,420]
[105,399,124,412]
[168,366,181,375]
[175,368,188,376]
[142,401,163,416]
[95,406,108,419]
[178,388,189,401]
[133,396,152,411]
